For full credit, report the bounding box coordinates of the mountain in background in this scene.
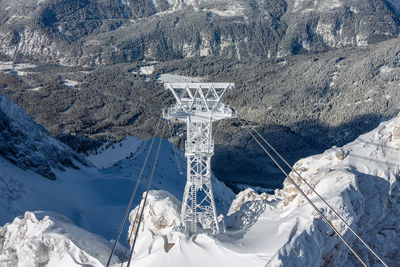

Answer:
[0,0,400,188]
[0,0,399,65]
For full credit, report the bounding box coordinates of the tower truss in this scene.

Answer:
[163,83,234,233]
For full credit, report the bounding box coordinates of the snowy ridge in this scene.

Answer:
[0,94,87,179]
[126,114,400,266]
[0,211,119,267]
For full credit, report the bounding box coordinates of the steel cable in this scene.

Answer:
[126,124,165,267]
[120,198,143,267]
[236,116,368,267]
[106,117,162,267]
[236,113,389,267]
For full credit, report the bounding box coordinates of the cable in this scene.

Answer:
[236,116,369,267]
[106,118,162,267]
[127,124,165,267]
[120,199,143,267]
[122,121,165,267]
[167,121,184,175]
[236,113,389,267]
[121,128,163,266]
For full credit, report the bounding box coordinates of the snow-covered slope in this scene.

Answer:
[86,136,142,169]
[1,93,399,266]
[0,92,234,247]
[0,136,234,241]
[126,114,400,266]
[0,94,86,179]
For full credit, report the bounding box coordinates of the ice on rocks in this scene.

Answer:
[127,190,182,257]
[0,211,118,267]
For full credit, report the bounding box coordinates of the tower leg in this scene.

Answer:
[181,152,219,234]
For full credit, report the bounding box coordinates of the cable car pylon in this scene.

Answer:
[163,82,235,234]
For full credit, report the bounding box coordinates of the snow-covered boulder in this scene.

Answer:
[227,188,272,216]
[225,188,273,231]
[127,190,182,258]
[0,211,119,267]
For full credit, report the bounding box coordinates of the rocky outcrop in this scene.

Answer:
[127,190,182,258]
[0,211,119,267]
[226,114,400,266]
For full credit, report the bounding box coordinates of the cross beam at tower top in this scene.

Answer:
[163,82,235,234]
[163,83,235,123]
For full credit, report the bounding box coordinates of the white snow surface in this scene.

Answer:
[292,0,343,13]
[0,211,119,267]
[0,61,37,76]
[125,114,400,266]
[157,73,203,83]
[139,65,155,75]
[29,87,42,91]
[87,136,142,169]
[0,61,36,71]
[63,79,79,89]
[1,93,400,266]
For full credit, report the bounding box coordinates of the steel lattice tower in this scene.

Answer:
[163,83,234,234]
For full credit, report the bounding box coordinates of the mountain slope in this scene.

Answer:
[0,94,234,244]
[125,113,400,266]
[0,94,86,179]
[0,0,398,65]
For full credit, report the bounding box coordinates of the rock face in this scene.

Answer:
[0,211,119,267]
[0,94,86,179]
[0,0,398,65]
